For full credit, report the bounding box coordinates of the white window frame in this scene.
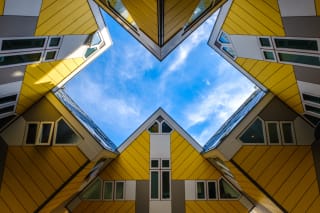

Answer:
[0,36,48,53]
[302,92,320,106]
[160,121,173,134]
[265,121,281,145]
[114,181,125,200]
[46,36,63,49]
[275,50,320,69]
[207,181,218,200]
[280,121,296,145]
[24,122,39,145]
[79,177,103,201]
[161,158,171,169]
[150,170,160,200]
[0,51,43,68]
[261,49,277,62]
[195,180,207,200]
[150,159,160,169]
[148,121,160,134]
[217,31,237,60]
[43,49,59,62]
[150,158,171,200]
[272,36,320,54]
[0,93,18,108]
[160,170,171,200]
[257,36,273,49]
[238,117,267,145]
[53,117,81,146]
[103,181,114,200]
[37,121,54,145]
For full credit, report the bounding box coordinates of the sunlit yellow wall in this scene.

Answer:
[35,0,98,36]
[186,200,247,213]
[16,58,84,114]
[99,130,150,180]
[233,146,320,212]
[74,201,135,213]
[0,0,4,15]
[222,0,284,36]
[0,146,87,212]
[236,58,303,114]
[171,130,220,180]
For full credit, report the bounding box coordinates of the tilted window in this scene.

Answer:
[239,118,265,144]
[80,178,102,200]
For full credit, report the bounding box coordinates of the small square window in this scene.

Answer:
[49,37,61,47]
[45,51,56,60]
[151,159,159,168]
[161,159,170,168]
[263,51,275,61]
[259,37,271,47]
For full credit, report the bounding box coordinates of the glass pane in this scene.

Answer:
[0,94,17,104]
[267,123,280,144]
[222,46,236,58]
[162,171,170,199]
[162,122,172,133]
[80,178,102,200]
[278,52,320,66]
[259,38,271,47]
[84,47,98,58]
[148,122,159,133]
[49,37,61,47]
[26,123,38,145]
[282,123,294,144]
[196,182,205,199]
[239,118,265,143]
[115,182,124,199]
[306,105,320,115]
[39,123,52,144]
[208,182,217,199]
[103,182,113,199]
[219,179,240,199]
[151,171,159,199]
[107,0,137,27]
[0,105,14,114]
[55,119,80,144]
[303,94,320,105]
[275,38,318,51]
[186,0,213,26]
[45,51,56,60]
[219,32,230,44]
[162,160,170,168]
[151,160,159,168]
[304,114,320,126]
[2,38,45,50]
[0,53,41,66]
[91,32,102,46]
[263,51,275,60]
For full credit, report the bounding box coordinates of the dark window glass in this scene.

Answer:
[282,123,294,144]
[80,178,102,200]
[219,178,240,199]
[45,51,56,60]
[84,47,97,58]
[162,171,170,199]
[267,123,280,144]
[303,94,320,105]
[222,46,236,58]
[151,171,159,199]
[151,159,159,168]
[186,0,213,27]
[306,105,320,115]
[304,114,320,126]
[115,182,124,199]
[259,38,271,47]
[26,123,38,144]
[240,118,265,143]
[0,53,41,66]
[55,119,79,144]
[103,182,113,200]
[49,37,61,47]
[196,182,205,199]
[162,122,172,133]
[208,182,217,199]
[162,160,170,168]
[39,123,52,144]
[0,94,17,104]
[263,51,275,60]
[2,38,45,50]
[275,38,318,51]
[0,105,14,114]
[278,52,320,66]
[148,122,159,133]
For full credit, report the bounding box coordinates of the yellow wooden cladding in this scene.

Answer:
[222,0,284,36]
[16,58,84,114]
[35,0,98,35]
[0,146,87,212]
[171,130,220,180]
[233,145,320,212]
[0,0,4,15]
[73,201,135,213]
[163,0,199,43]
[100,131,150,180]
[316,0,320,16]
[122,0,158,43]
[235,57,303,114]
[186,200,247,213]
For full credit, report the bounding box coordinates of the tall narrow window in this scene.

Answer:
[208,181,217,199]
[274,38,318,51]
[162,171,170,199]
[0,52,41,66]
[281,122,295,144]
[150,158,170,200]
[80,178,102,200]
[25,123,39,145]
[38,122,53,145]
[1,38,45,51]
[266,122,280,144]
[115,181,124,200]
[151,171,159,199]
[196,181,206,199]
[278,52,320,67]
[103,181,113,200]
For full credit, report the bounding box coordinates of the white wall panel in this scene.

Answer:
[150,201,171,213]
[125,180,136,200]
[4,0,42,16]
[230,35,263,60]
[57,35,88,60]
[0,81,22,96]
[184,180,196,200]
[150,134,170,158]
[298,81,320,97]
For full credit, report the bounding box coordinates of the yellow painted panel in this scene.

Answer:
[0,0,4,15]
[316,0,320,16]
[286,94,302,109]
[100,131,150,180]
[293,104,304,114]
[171,131,220,180]
[221,22,237,35]
[263,65,293,89]
[51,147,82,174]
[307,196,320,213]
[232,146,256,165]
[35,0,98,35]
[0,182,27,213]
[186,201,247,213]
[223,0,284,36]
[270,73,296,94]
[240,146,269,172]
[63,146,88,167]
[263,0,280,12]
[0,197,11,213]
[74,201,135,213]
[292,180,319,213]
[257,63,283,83]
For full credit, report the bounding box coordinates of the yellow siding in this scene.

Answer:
[100,131,150,180]
[316,0,320,16]
[186,200,247,213]
[233,146,320,212]
[0,0,4,15]
[222,0,284,36]
[171,130,220,180]
[16,58,84,114]
[235,57,303,115]
[0,146,87,212]
[35,0,98,35]
[73,201,135,213]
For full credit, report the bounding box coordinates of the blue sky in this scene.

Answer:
[65,10,256,146]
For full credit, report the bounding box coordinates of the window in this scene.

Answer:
[196,181,206,199]
[48,37,61,47]
[266,122,281,144]
[219,178,240,199]
[80,178,102,200]
[262,50,276,61]
[25,122,54,145]
[149,121,159,133]
[25,123,39,145]
[304,114,320,126]
[219,32,231,44]
[150,158,171,200]
[106,0,137,28]
[0,105,15,115]
[278,52,320,67]
[222,46,236,59]
[239,118,265,144]
[54,118,80,145]
[103,181,113,200]
[259,37,271,48]
[281,122,295,144]
[274,38,318,51]
[306,104,320,115]
[1,38,45,51]
[216,31,237,59]
[0,94,17,105]
[44,50,57,61]
[38,122,54,145]
[303,93,320,105]
[0,52,42,66]
[148,120,173,134]
[194,180,217,200]
[208,181,217,199]
[115,181,124,200]
[186,0,214,27]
